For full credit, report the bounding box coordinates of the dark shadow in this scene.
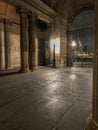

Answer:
[0,69,21,77]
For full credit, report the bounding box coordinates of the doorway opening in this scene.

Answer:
[38,39,50,66]
[68,10,95,68]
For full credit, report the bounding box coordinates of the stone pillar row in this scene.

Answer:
[17,7,37,72]
[0,7,37,72]
[0,8,37,72]
[0,18,11,70]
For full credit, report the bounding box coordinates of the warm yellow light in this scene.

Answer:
[72,41,76,47]
[50,37,60,54]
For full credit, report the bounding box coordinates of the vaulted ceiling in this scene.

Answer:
[41,0,68,11]
[41,0,94,23]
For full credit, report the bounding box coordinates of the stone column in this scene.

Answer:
[67,30,73,67]
[0,18,3,70]
[35,37,38,68]
[3,19,11,70]
[85,0,98,130]
[28,12,37,71]
[17,8,29,72]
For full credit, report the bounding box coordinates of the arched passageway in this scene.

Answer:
[72,10,94,67]
[67,8,94,68]
[0,0,98,130]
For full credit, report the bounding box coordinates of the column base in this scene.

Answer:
[20,68,29,73]
[29,66,38,71]
[0,68,6,71]
[29,68,34,71]
[34,66,38,70]
[52,66,56,68]
[29,66,34,71]
[6,68,12,70]
[0,65,5,70]
[85,116,98,130]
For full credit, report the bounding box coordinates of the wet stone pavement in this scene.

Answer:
[0,67,92,130]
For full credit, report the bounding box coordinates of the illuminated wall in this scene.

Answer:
[50,37,60,66]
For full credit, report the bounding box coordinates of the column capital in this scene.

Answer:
[16,7,27,17]
[28,11,37,21]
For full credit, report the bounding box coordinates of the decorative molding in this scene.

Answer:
[23,0,56,19]
[2,0,56,23]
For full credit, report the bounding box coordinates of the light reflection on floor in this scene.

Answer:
[0,67,92,130]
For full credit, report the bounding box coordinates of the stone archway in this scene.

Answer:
[68,4,94,26]
[67,4,94,67]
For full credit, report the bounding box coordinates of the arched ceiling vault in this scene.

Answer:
[41,0,94,25]
[68,4,94,25]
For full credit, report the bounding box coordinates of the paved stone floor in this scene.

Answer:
[0,67,92,130]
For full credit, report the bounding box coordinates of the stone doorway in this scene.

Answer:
[38,39,50,66]
[67,9,94,68]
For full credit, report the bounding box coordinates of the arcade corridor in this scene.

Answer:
[0,0,98,129]
[0,67,92,130]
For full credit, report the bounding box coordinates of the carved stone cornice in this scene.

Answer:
[24,0,56,19]
[2,0,56,22]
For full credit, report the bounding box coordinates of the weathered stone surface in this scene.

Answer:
[0,67,92,130]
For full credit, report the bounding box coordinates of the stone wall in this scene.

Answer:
[0,0,68,69]
[49,17,67,67]
[0,1,20,69]
[60,20,67,67]
[0,0,53,69]
[8,24,20,68]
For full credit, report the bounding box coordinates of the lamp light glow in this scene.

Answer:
[72,41,76,47]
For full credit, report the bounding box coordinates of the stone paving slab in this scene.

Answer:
[55,101,92,130]
[0,67,92,130]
